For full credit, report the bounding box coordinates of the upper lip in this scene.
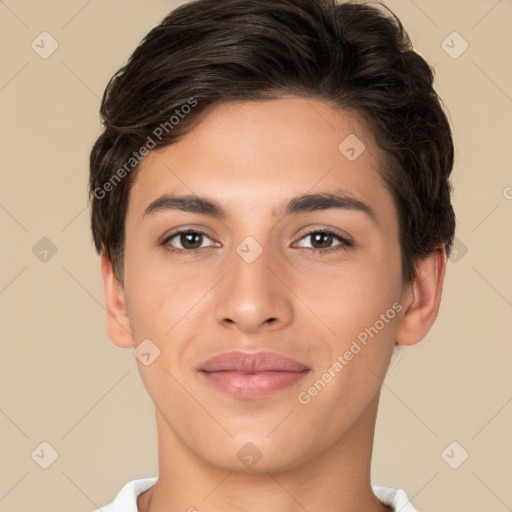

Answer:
[199,351,309,373]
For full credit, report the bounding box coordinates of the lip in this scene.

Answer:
[199,351,310,399]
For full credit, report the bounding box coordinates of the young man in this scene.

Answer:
[89,0,455,510]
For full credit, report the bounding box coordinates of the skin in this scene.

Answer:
[100,97,447,512]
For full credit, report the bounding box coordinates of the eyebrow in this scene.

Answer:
[143,188,376,223]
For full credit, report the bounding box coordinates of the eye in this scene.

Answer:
[161,228,352,255]
[162,229,217,253]
[294,229,352,253]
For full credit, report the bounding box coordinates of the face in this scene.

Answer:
[120,97,410,472]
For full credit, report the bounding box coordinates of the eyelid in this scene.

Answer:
[293,225,353,245]
[161,228,218,249]
[160,225,216,243]
[293,224,355,249]
[292,228,352,250]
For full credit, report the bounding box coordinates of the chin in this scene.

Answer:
[202,436,314,475]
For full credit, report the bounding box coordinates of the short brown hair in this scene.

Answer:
[89,0,456,285]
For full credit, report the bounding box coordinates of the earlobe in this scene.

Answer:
[100,250,134,348]
[395,246,447,346]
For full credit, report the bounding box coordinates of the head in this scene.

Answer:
[89,0,455,473]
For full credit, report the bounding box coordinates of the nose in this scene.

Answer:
[214,242,293,334]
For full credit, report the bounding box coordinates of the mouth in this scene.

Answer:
[198,350,310,399]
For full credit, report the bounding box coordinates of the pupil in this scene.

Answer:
[313,232,332,248]
[182,233,202,249]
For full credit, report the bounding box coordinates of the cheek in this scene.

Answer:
[123,248,170,341]
[124,254,212,347]
[298,250,401,334]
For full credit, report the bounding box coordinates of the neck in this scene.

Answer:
[138,394,392,512]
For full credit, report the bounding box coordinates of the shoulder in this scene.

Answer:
[372,485,420,512]
[90,476,158,512]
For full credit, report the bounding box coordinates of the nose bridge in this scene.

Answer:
[230,235,278,305]
[213,235,293,332]
[233,235,274,289]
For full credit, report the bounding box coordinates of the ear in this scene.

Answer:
[100,250,134,348]
[395,246,447,346]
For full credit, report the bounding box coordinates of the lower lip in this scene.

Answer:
[201,370,309,399]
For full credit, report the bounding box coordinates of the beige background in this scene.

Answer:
[1,0,511,511]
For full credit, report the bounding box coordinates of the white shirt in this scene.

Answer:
[92,476,419,511]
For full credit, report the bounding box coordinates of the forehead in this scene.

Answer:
[128,97,396,225]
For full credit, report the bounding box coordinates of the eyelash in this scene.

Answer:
[161,229,352,255]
